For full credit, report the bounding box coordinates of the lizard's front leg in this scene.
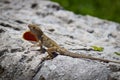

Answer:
[31,40,46,53]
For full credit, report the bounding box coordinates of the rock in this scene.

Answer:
[0,0,120,80]
[33,56,110,80]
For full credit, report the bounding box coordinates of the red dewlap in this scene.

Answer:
[23,31,37,42]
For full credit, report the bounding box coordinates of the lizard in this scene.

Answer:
[23,24,120,64]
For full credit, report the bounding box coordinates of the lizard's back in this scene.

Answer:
[42,34,60,48]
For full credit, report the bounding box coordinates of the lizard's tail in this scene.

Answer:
[61,50,120,64]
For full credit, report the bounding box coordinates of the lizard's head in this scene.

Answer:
[28,24,43,37]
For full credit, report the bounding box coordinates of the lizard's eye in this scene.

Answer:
[32,27,36,29]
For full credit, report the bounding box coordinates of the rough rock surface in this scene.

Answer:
[0,0,120,80]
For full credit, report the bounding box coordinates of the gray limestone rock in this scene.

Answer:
[0,0,120,80]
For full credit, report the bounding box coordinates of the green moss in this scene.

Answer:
[91,46,104,52]
[114,52,120,56]
[51,0,120,23]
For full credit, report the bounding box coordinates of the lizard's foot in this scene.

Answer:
[41,52,58,61]
[41,55,53,61]
[29,45,46,53]
[30,42,41,47]
[30,41,46,53]
[33,48,46,53]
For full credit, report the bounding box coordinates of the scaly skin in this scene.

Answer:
[27,24,120,64]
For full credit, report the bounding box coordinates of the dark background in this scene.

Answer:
[52,0,120,23]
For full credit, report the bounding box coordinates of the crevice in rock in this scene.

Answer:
[0,49,9,57]
[31,3,38,9]
[0,22,20,31]
[46,3,62,10]
[15,20,25,24]
[19,55,27,62]
[10,48,24,53]
[32,61,45,80]
[0,28,5,33]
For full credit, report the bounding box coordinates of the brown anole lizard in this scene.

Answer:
[24,24,120,64]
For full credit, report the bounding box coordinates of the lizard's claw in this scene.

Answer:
[41,55,53,61]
